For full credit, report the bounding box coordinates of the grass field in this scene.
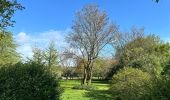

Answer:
[60,79,113,100]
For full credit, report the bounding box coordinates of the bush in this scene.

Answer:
[110,67,151,100]
[150,77,170,100]
[0,62,62,100]
[150,60,170,100]
[149,60,170,100]
[72,85,97,91]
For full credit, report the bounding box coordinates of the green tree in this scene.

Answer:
[44,41,61,77]
[32,47,45,65]
[110,67,151,100]
[0,31,20,65]
[45,41,59,68]
[32,41,61,77]
[114,32,170,77]
[0,0,24,30]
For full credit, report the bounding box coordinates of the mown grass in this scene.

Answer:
[60,79,113,100]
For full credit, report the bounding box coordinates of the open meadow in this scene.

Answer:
[60,79,112,100]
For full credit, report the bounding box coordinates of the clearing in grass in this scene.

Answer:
[60,79,112,100]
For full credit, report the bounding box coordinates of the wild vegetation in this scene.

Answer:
[0,0,169,100]
[0,62,62,99]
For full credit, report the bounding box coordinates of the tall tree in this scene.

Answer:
[0,31,20,65]
[45,41,61,77]
[0,0,24,30]
[45,41,59,67]
[113,29,170,77]
[112,27,144,60]
[67,4,118,85]
[32,47,45,65]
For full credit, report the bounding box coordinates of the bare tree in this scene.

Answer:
[66,4,118,85]
[112,27,144,59]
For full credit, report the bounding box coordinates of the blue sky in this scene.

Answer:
[10,0,170,58]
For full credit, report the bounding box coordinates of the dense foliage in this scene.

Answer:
[110,32,170,100]
[32,41,62,78]
[110,67,151,100]
[0,62,62,100]
[0,0,24,30]
[0,31,20,65]
[149,59,170,100]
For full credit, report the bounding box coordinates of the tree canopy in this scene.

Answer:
[0,0,24,30]
[0,31,20,65]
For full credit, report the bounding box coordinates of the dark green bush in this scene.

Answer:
[0,62,62,100]
[149,60,170,100]
[110,67,151,100]
[150,60,170,100]
[150,77,170,100]
[72,84,97,91]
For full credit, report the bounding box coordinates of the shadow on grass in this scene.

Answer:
[92,80,110,84]
[84,90,113,100]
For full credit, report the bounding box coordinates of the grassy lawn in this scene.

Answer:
[60,79,113,100]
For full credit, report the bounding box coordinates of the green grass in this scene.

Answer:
[60,79,113,100]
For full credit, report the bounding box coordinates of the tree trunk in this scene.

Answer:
[66,75,68,80]
[82,66,87,85]
[87,64,93,85]
[82,60,93,85]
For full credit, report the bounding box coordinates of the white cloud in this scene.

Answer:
[17,43,33,59]
[15,32,30,43]
[14,29,68,60]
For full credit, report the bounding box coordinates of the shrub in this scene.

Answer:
[150,77,170,100]
[72,85,97,91]
[110,67,151,100]
[149,60,170,100]
[0,62,62,100]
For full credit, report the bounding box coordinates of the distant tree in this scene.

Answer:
[44,41,61,77]
[45,41,59,68]
[110,27,144,74]
[60,51,76,79]
[0,31,20,65]
[67,4,118,85]
[32,47,45,65]
[112,27,144,60]
[93,58,114,79]
[74,59,84,78]
[32,41,61,77]
[0,0,24,30]
[125,35,169,76]
[111,28,170,77]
